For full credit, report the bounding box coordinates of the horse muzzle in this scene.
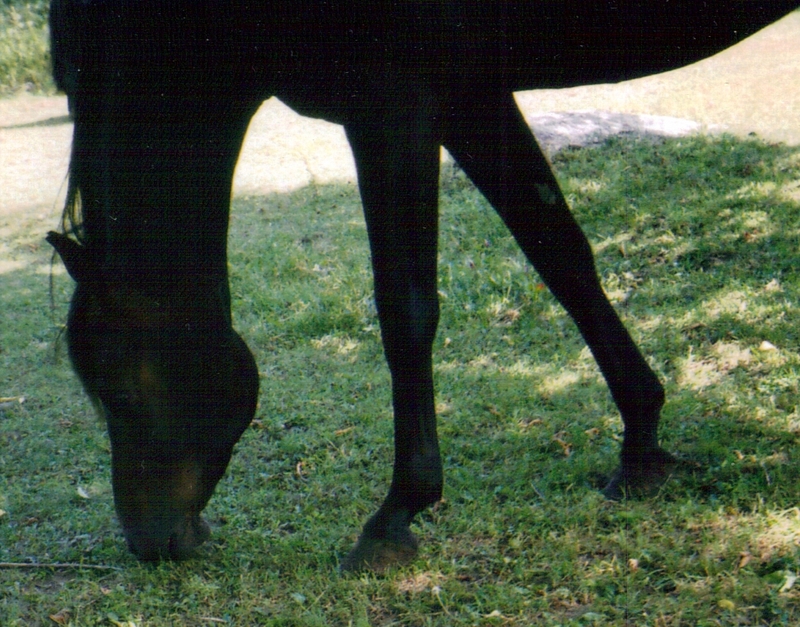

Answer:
[123,513,211,561]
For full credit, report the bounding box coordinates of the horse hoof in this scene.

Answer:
[340,530,419,574]
[602,447,680,500]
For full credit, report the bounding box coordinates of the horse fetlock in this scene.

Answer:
[621,379,665,419]
[394,453,443,511]
[617,383,665,447]
[620,432,662,459]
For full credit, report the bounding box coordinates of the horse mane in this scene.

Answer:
[58,147,84,242]
[49,0,96,245]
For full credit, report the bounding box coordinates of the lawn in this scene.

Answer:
[0,135,798,625]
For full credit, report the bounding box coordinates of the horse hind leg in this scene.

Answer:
[441,91,677,498]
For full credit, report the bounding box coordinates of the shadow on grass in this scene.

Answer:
[0,115,72,130]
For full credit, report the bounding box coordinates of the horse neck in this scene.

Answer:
[64,85,247,301]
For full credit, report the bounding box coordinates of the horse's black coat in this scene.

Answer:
[48,1,799,569]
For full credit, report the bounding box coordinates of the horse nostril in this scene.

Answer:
[124,515,211,561]
[127,536,164,562]
[166,516,211,560]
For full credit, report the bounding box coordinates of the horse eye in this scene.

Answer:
[101,391,139,415]
[113,391,134,404]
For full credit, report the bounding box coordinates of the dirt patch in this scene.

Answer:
[0,94,71,222]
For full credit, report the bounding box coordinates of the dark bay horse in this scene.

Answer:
[47,1,799,570]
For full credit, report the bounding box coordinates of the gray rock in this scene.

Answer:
[528,110,702,155]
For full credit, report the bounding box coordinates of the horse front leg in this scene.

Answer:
[340,114,443,572]
[442,91,676,499]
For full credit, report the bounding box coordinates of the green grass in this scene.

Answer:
[1,135,799,625]
[0,1,53,95]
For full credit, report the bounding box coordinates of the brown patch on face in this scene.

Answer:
[138,360,166,398]
[112,358,169,415]
[171,458,203,510]
[123,458,204,515]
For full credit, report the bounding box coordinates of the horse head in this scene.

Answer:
[48,231,259,560]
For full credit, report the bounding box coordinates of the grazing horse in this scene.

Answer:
[47,1,799,570]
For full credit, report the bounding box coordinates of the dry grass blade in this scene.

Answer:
[0,562,123,571]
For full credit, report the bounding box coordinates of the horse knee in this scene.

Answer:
[379,295,439,370]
